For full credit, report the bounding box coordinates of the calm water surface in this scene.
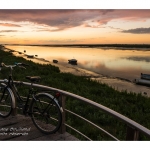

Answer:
[5,45,150,81]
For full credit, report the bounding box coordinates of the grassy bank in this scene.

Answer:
[0,45,150,140]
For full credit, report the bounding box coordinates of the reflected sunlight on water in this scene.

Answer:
[5,45,150,80]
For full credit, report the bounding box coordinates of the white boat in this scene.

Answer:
[141,73,150,80]
[134,78,150,86]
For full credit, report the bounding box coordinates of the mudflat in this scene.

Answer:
[51,62,150,97]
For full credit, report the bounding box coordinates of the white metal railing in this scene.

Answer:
[1,79,150,140]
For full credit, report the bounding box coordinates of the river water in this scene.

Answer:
[5,45,150,81]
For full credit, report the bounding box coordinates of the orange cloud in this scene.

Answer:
[0,23,21,27]
[0,30,18,33]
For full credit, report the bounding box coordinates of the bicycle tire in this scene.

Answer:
[0,86,13,118]
[31,93,62,134]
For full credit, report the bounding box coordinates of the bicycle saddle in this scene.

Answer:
[26,76,41,82]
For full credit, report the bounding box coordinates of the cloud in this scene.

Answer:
[121,27,150,34]
[0,10,105,31]
[0,23,21,27]
[84,24,122,31]
[84,24,101,28]
[107,26,122,30]
[48,39,80,43]
[38,38,84,44]
[0,30,18,33]
[84,23,92,27]
[34,28,64,32]
[0,10,150,31]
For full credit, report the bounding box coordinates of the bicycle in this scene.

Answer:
[0,62,62,134]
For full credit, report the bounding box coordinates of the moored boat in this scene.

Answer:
[27,55,34,58]
[134,78,150,86]
[141,73,150,80]
[53,60,58,63]
[68,59,77,65]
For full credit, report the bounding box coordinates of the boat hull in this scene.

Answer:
[141,73,150,80]
[53,60,58,63]
[68,59,77,65]
[134,78,150,86]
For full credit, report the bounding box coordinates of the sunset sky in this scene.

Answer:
[0,9,150,45]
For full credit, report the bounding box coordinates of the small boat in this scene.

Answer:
[27,55,34,58]
[53,60,58,63]
[68,59,77,65]
[134,78,150,86]
[141,73,150,80]
[134,73,150,86]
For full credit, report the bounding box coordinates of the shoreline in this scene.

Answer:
[3,44,150,49]
[58,63,150,97]
[2,46,150,97]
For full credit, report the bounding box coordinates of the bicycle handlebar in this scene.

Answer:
[0,62,29,70]
[14,62,29,67]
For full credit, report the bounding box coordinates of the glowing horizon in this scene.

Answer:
[0,9,150,45]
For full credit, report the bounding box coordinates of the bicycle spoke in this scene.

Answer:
[31,93,62,134]
[0,87,12,117]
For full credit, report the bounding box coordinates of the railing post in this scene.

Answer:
[58,94,66,134]
[126,125,139,141]
[11,108,17,116]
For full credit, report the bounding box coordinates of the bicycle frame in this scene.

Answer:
[2,72,36,115]
[6,73,24,101]
[1,62,62,117]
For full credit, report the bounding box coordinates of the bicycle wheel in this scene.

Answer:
[31,93,62,134]
[0,86,12,117]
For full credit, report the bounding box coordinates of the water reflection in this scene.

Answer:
[5,45,150,81]
[124,56,150,62]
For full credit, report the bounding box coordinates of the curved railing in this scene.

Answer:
[1,79,150,141]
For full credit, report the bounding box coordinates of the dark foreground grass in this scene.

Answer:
[0,45,150,140]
